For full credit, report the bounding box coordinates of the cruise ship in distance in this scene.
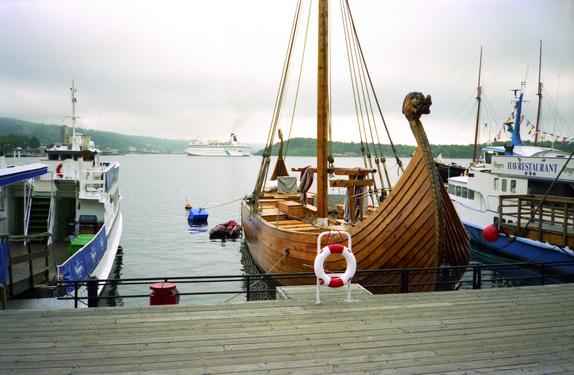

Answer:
[184,133,251,157]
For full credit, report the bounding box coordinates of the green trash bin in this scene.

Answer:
[67,234,96,256]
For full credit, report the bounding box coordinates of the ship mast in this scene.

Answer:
[71,80,78,140]
[534,39,542,146]
[316,0,329,226]
[472,46,482,163]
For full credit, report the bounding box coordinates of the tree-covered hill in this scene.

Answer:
[0,117,188,153]
[256,137,573,158]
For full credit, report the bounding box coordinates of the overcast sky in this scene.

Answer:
[1,0,572,145]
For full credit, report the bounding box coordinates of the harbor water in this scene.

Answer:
[11,154,563,306]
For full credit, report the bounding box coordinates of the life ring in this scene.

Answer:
[56,163,63,178]
[314,243,356,288]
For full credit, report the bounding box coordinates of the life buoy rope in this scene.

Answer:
[314,243,356,288]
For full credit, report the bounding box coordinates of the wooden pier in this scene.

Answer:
[1,284,573,374]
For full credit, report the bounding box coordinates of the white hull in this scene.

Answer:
[185,133,251,157]
[91,210,123,295]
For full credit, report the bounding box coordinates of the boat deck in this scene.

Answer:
[1,284,573,374]
[256,193,358,232]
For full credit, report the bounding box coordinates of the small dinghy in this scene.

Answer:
[209,220,242,240]
[188,207,208,223]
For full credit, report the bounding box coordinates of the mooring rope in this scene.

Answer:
[202,197,245,210]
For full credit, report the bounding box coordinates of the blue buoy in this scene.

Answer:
[188,207,208,223]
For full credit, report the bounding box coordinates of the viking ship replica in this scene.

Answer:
[241,0,469,292]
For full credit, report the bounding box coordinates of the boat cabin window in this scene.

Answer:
[502,179,508,192]
[494,178,499,190]
[510,180,516,193]
[449,183,475,200]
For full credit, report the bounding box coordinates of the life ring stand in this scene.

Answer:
[314,244,356,288]
[314,231,355,304]
[56,163,63,178]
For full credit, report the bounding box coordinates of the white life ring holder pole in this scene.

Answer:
[315,231,353,304]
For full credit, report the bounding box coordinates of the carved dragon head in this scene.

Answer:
[402,92,432,121]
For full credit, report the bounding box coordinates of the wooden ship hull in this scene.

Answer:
[242,144,470,293]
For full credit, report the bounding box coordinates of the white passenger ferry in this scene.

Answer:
[184,133,251,157]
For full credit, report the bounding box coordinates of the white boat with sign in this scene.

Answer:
[0,82,122,308]
[184,133,251,157]
[447,82,573,273]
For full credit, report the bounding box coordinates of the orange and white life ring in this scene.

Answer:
[56,163,63,178]
[314,244,356,288]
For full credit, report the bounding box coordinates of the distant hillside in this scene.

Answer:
[0,118,188,153]
[256,137,574,158]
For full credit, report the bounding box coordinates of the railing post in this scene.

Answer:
[74,281,79,308]
[87,276,98,308]
[472,266,482,289]
[564,203,569,247]
[400,269,409,293]
[246,275,250,302]
[516,198,528,234]
[538,204,543,241]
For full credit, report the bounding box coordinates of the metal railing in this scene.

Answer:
[56,260,574,308]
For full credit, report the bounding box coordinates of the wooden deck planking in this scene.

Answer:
[0,284,573,374]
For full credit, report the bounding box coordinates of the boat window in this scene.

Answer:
[485,151,493,164]
[462,187,468,199]
[468,189,475,200]
[502,179,507,192]
[494,178,499,190]
[448,184,454,194]
[510,180,516,193]
[455,186,461,197]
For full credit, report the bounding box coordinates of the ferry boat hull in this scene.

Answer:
[464,221,573,271]
[185,133,251,157]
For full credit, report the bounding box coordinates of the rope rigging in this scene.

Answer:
[252,0,304,204]
[284,0,313,161]
[252,0,405,210]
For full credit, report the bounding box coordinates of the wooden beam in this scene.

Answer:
[291,167,376,176]
[330,179,375,188]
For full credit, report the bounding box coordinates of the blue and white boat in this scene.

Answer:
[0,82,122,308]
[447,83,573,272]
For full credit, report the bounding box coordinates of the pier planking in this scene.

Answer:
[0,284,573,374]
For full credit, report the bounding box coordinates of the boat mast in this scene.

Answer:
[472,46,483,163]
[71,80,78,140]
[534,39,542,146]
[316,0,329,226]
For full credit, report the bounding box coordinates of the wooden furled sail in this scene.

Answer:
[241,0,469,293]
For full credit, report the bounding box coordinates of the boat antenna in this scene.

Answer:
[534,39,543,146]
[70,80,78,139]
[472,46,483,163]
